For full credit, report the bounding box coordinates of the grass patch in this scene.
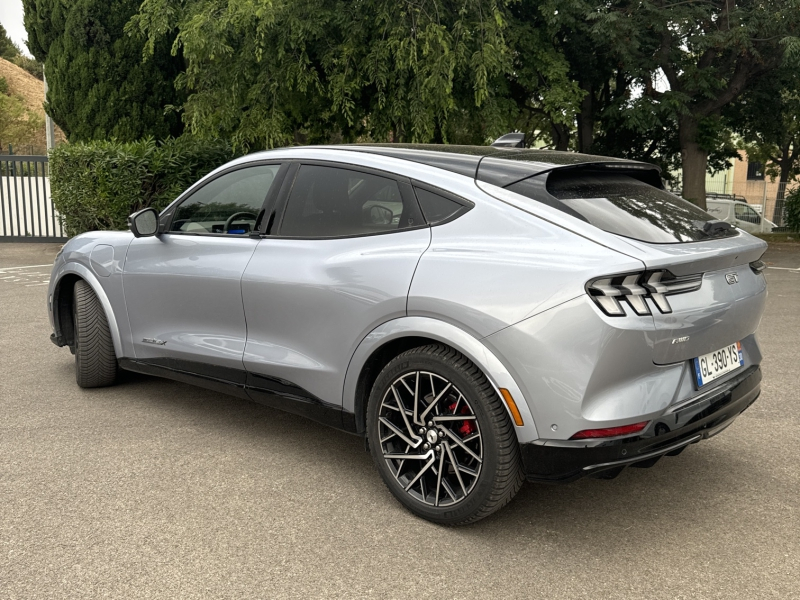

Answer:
[754,233,800,244]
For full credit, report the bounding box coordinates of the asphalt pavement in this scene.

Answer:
[1,241,798,599]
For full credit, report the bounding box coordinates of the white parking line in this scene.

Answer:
[767,266,800,272]
[0,264,54,273]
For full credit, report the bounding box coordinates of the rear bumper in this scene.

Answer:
[520,365,761,483]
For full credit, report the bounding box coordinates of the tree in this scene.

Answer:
[727,65,800,222]
[500,1,586,151]
[0,24,18,60]
[591,0,800,209]
[128,0,517,150]
[0,23,43,80]
[23,0,185,141]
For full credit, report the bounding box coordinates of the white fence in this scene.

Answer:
[0,156,67,241]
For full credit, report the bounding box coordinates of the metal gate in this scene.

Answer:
[0,155,68,242]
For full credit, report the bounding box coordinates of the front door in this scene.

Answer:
[241,163,430,425]
[123,164,282,378]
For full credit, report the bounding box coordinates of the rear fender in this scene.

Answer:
[343,316,539,443]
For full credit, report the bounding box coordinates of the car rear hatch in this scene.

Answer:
[615,235,767,364]
[494,165,768,367]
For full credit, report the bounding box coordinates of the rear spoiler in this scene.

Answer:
[476,158,662,189]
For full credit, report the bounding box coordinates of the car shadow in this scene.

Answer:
[94,368,766,545]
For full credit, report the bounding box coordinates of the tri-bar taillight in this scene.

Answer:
[587,270,702,317]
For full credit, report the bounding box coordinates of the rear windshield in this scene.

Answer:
[510,172,737,244]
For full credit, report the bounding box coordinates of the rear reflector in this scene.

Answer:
[569,421,649,440]
[499,388,524,426]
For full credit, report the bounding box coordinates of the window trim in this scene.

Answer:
[270,160,429,240]
[411,180,475,226]
[160,161,287,239]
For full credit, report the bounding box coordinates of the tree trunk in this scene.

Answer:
[679,116,708,210]
[576,81,594,153]
[551,122,570,151]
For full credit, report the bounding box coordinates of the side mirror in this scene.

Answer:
[129,208,159,237]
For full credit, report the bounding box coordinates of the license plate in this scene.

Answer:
[693,342,744,388]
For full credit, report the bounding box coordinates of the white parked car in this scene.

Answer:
[706,198,775,233]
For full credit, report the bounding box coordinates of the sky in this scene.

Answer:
[0,0,32,57]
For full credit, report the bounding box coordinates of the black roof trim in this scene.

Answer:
[337,143,660,187]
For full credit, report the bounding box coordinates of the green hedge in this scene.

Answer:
[50,137,238,236]
[785,187,800,233]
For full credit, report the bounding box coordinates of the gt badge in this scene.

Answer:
[725,273,739,285]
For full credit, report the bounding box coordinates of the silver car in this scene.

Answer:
[48,144,767,524]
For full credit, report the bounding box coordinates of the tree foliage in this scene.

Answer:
[0,24,18,60]
[0,23,44,80]
[728,65,800,185]
[23,0,185,142]
[128,0,516,150]
[587,0,800,207]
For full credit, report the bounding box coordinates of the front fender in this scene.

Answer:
[51,262,124,358]
[343,316,539,443]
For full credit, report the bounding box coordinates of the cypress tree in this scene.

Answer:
[23,0,184,142]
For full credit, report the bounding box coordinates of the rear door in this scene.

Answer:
[123,163,283,377]
[241,162,430,422]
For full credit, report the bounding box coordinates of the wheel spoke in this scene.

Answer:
[391,385,421,443]
[419,382,452,422]
[462,432,481,444]
[443,441,467,496]
[451,393,463,414]
[435,446,446,506]
[441,478,458,502]
[433,415,477,422]
[404,453,436,491]
[397,443,411,474]
[384,452,430,460]
[457,464,479,478]
[379,417,419,448]
[442,427,482,463]
[399,375,415,397]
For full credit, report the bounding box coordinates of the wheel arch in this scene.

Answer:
[51,263,123,358]
[344,317,539,443]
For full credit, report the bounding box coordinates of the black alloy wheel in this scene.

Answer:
[367,344,524,525]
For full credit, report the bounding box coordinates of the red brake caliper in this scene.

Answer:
[448,402,475,437]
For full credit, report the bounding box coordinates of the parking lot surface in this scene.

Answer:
[1,242,798,599]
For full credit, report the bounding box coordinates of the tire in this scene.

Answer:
[73,279,118,388]
[366,344,524,525]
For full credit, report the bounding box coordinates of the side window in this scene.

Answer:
[279,165,421,238]
[171,165,281,235]
[414,187,464,224]
[734,203,761,224]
